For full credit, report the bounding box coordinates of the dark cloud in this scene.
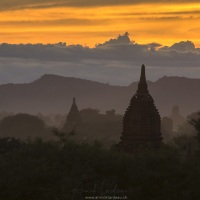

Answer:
[119,10,200,17]
[0,0,200,11]
[96,32,133,48]
[0,18,110,27]
[170,41,196,51]
[0,33,200,85]
[160,41,196,51]
[138,16,186,21]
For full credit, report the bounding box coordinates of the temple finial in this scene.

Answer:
[140,64,146,83]
[73,97,76,104]
[137,64,148,94]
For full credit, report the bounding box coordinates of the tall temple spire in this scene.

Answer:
[140,64,146,83]
[137,64,149,94]
[118,64,162,151]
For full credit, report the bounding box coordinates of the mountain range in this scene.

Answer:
[0,74,199,117]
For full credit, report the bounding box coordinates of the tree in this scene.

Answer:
[0,113,49,140]
[188,111,200,145]
[0,137,23,154]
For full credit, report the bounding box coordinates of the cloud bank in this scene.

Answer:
[0,33,200,85]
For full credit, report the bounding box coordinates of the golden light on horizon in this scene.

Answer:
[0,3,200,47]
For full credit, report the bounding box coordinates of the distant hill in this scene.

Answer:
[0,74,199,117]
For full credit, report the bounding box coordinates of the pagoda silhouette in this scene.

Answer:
[118,65,162,151]
[62,97,82,132]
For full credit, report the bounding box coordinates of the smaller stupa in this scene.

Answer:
[62,97,82,132]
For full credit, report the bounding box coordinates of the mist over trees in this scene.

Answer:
[0,107,198,146]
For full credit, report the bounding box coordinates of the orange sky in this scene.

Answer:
[0,3,200,47]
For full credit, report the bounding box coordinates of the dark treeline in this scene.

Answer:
[1,136,200,200]
[1,111,200,199]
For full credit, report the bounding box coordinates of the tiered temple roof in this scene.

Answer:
[118,65,162,150]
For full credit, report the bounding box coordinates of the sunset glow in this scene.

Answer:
[0,3,200,47]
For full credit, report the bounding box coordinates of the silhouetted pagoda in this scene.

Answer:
[118,65,162,151]
[62,97,82,132]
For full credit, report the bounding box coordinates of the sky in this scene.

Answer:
[0,0,200,47]
[0,0,200,85]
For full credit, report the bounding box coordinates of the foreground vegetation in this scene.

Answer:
[1,136,200,200]
[1,111,200,199]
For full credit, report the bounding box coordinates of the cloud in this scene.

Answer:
[170,41,196,51]
[138,16,185,21]
[0,33,199,63]
[160,41,196,52]
[0,33,200,86]
[119,10,200,17]
[96,32,133,48]
[0,18,110,27]
[0,0,200,11]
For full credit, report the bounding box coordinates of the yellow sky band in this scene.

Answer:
[0,3,200,47]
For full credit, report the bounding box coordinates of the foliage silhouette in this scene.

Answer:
[0,137,200,200]
[189,111,200,145]
[1,110,200,199]
[0,113,49,140]
[0,137,24,154]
